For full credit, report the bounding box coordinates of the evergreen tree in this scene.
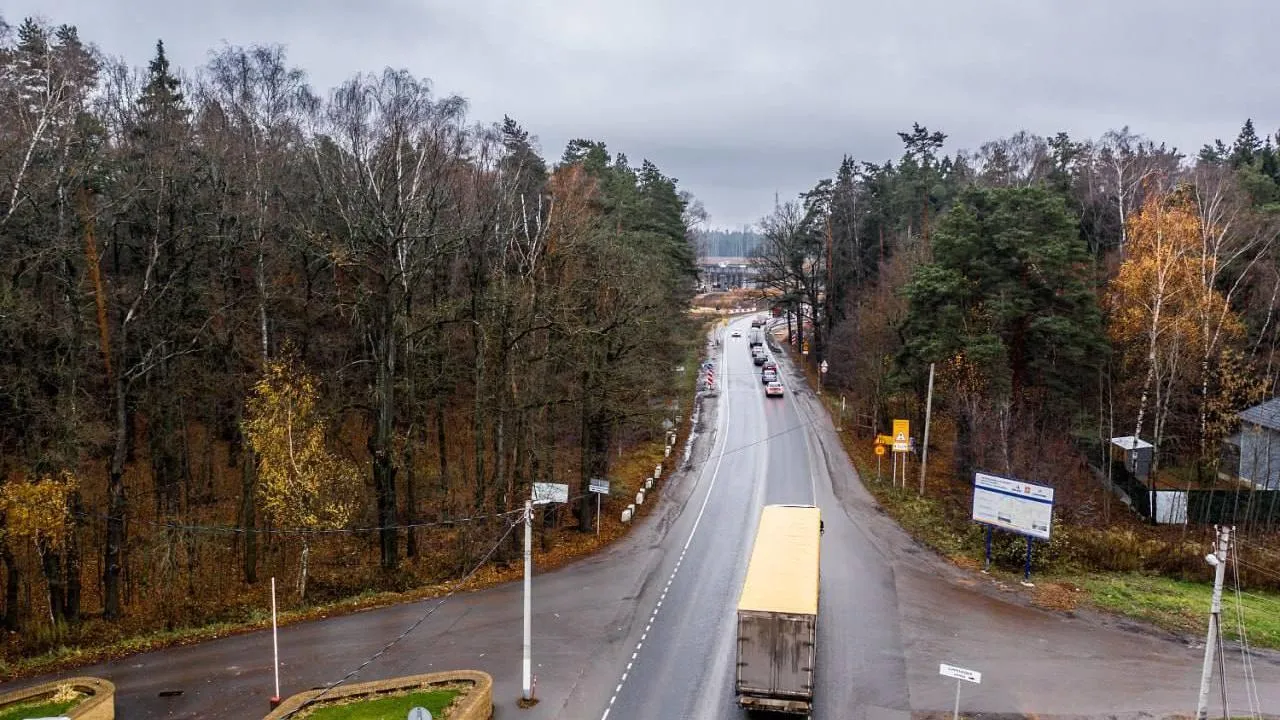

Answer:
[1230,118,1262,168]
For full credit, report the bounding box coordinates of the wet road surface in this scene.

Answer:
[4,315,1280,719]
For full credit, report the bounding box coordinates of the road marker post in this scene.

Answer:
[939,663,981,720]
[270,576,280,708]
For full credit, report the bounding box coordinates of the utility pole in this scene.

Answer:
[1195,525,1232,720]
[522,499,533,702]
[919,362,935,497]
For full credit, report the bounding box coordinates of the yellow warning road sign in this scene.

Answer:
[892,419,910,452]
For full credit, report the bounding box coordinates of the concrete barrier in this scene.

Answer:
[0,676,115,720]
[664,446,671,457]
[622,507,633,523]
[635,490,645,505]
[644,478,653,490]
[264,670,493,720]
[654,464,662,478]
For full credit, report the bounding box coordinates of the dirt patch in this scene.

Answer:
[1030,582,1083,612]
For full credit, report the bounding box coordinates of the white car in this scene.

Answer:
[730,330,742,337]
[765,380,784,397]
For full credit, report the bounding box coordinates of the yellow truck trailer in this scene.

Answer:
[735,504,821,716]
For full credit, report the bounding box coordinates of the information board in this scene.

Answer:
[971,472,1054,540]
[531,482,569,505]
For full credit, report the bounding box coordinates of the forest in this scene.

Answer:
[759,119,1280,568]
[695,228,761,258]
[0,16,704,664]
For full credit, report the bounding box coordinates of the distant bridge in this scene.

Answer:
[697,256,762,289]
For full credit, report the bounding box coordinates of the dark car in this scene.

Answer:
[762,369,778,384]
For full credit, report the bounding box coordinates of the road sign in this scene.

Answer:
[939,663,981,684]
[589,478,610,495]
[820,360,828,374]
[531,482,569,505]
[876,434,894,447]
[874,445,885,456]
[892,419,910,452]
[971,472,1054,540]
[408,708,433,720]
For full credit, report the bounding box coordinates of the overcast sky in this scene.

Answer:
[10,0,1280,228]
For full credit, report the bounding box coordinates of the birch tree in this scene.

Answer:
[243,354,358,600]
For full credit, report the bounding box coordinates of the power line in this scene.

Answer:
[1231,550,1263,720]
[278,514,523,719]
[66,411,826,538]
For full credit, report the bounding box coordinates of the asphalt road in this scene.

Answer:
[5,314,1280,719]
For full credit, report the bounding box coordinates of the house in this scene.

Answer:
[1234,398,1280,489]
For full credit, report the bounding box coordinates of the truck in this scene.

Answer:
[748,328,764,348]
[735,504,821,716]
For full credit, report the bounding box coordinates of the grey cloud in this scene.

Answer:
[9,0,1280,228]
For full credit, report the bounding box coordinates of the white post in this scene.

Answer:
[596,493,601,537]
[271,576,280,702]
[952,678,961,720]
[839,395,845,431]
[523,500,533,701]
[920,362,935,497]
[1196,525,1232,719]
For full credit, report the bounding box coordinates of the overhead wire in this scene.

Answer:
[1231,539,1263,720]
[66,402,825,538]
[278,511,524,719]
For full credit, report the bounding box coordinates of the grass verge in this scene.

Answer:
[787,348,1280,650]
[299,688,459,719]
[0,696,81,720]
[1074,572,1280,648]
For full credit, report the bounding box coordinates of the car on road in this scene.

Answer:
[761,369,778,384]
[765,380,784,397]
[762,360,777,374]
[731,330,741,337]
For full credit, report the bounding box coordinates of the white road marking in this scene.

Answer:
[598,321,736,719]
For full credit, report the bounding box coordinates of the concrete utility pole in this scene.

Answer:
[919,362,935,497]
[522,499,533,702]
[1195,524,1232,720]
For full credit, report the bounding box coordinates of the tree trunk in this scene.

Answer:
[37,540,64,624]
[104,373,129,621]
[371,313,399,571]
[405,431,418,559]
[435,395,450,503]
[240,449,258,584]
[298,540,309,601]
[63,490,83,622]
[1,540,18,631]
[954,403,976,484]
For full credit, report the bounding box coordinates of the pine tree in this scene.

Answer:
[1230,119,1261,168]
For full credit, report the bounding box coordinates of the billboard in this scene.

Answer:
[971,472,1054,540]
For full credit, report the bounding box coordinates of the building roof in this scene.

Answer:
[1240,398,1280,431]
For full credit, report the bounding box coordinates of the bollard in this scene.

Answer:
[636,490,645,505]
[655,464,662,478]
[664,446,671,457]
[621,507,633,523]
[645,478,653,490]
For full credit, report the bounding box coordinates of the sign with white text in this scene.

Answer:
[971,472,1054,540]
